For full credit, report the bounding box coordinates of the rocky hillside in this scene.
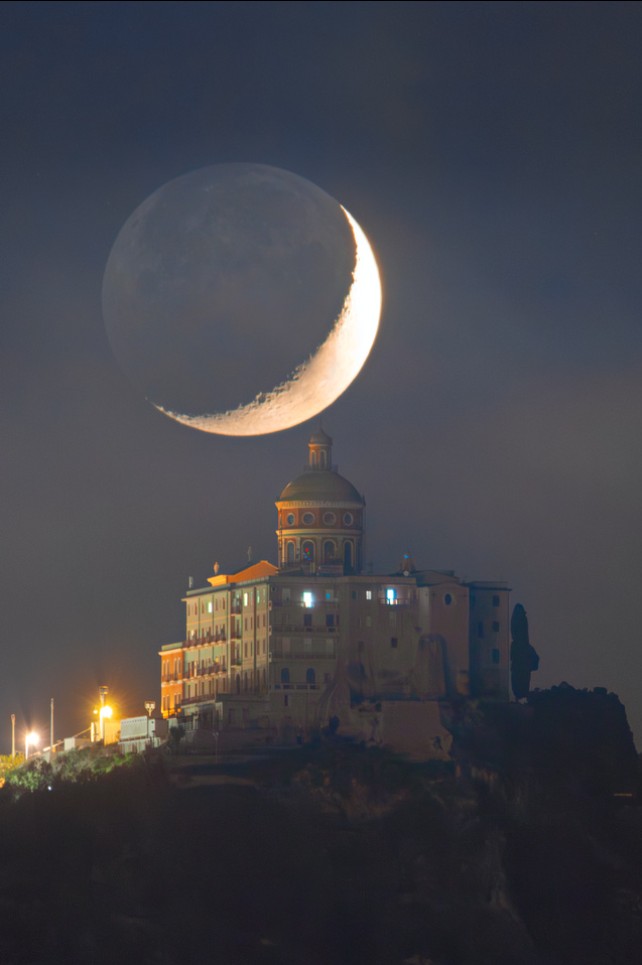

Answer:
[0,686,639,964]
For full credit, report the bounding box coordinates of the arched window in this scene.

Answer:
[306,667,316,687]
[286,541,295,563]
[280,667,290,685]
[302,540,315,561]
[324,540,335,562]
[343,541,353,571]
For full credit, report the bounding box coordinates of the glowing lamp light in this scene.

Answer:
[25,730,40,759]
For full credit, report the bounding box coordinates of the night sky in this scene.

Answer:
[2,1,642,750]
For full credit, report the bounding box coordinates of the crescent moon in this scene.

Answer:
[153,206,381,436]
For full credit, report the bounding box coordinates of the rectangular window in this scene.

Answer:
[386,587,397,604]
[478,622,484,638]
[282,588,291,603]
[366,590,372,600]
[326,614,335,628]
[303,613,312,628]
[351,591,357,600]
[492,648,500,664]
[282,637,291,652]
[492,621,500,633]
[302,591,314,608]
[243,592,248,606]
[304,638,312,650]
[390,637,398,649]
[492,595,500,607]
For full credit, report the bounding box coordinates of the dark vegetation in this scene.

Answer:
[0,686,640,964]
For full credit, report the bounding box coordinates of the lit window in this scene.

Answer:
[243,592,248,606]
[366,590,372,600]
[208,601,212,613]
[386,588,397,605]
[302,591,314,608]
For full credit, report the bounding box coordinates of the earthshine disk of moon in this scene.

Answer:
[102,164,382,436]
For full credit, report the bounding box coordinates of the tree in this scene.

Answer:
[510,603,539,700]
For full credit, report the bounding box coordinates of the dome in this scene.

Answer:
[308,427,333,447]
[278,469,364,504]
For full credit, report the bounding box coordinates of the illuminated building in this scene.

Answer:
[160,432,510,755]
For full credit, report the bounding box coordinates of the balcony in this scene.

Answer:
[270,650,335,661]
[273,683,320,691]
[272,623,338,634]
[185,661,226,679]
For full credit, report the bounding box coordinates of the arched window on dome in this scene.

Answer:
[323,540,336,562]
[286,541,295,563]
[302,540,315,562]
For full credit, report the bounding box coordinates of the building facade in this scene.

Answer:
[160,433,510,751]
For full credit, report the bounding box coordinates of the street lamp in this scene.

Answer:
[144,700,156,744]
[25,731,39,760]
[99,704,113,742]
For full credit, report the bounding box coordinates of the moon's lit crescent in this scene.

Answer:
[153,206,381,436]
